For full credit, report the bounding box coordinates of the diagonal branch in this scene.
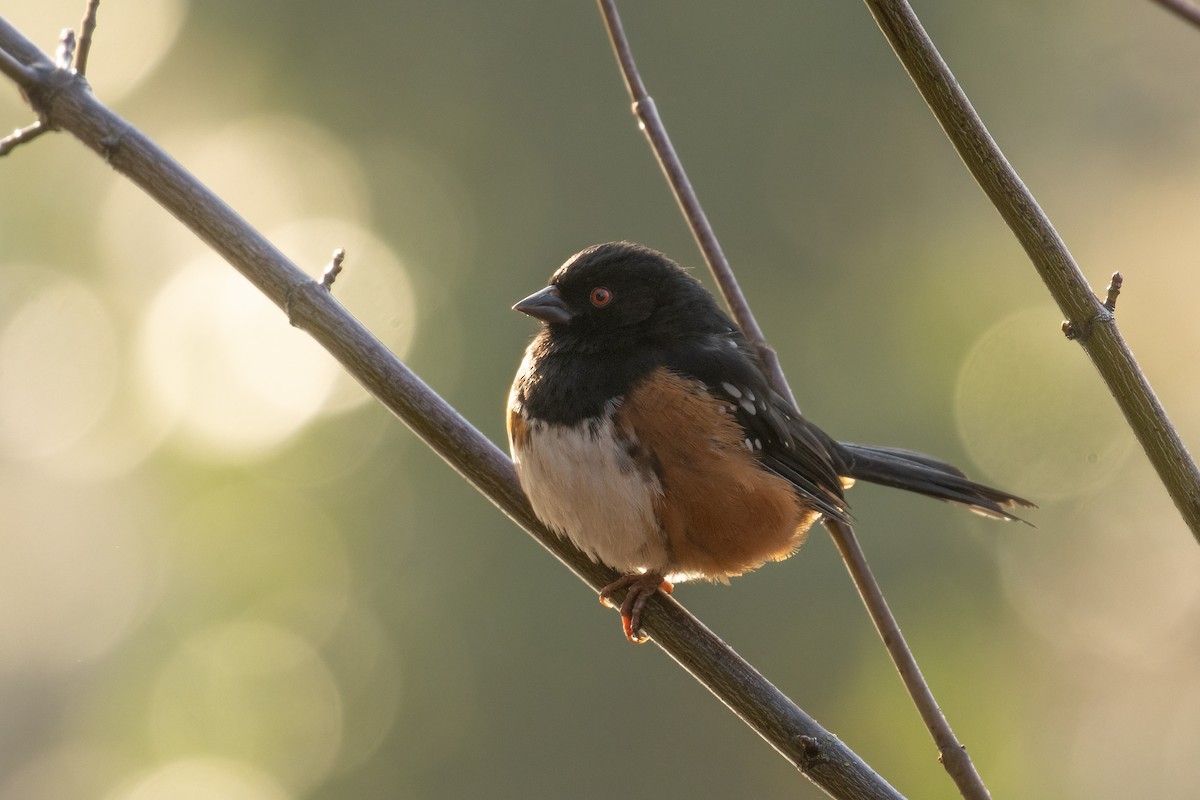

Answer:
[0,42,37,87]
[858,0,1200,545]
[596,3,991,799]
[0,14,906,800]
[827,518,990,798]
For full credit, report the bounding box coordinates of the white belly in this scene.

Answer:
[511,404,669,574]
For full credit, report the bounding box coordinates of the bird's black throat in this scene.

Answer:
[515,332,660,425]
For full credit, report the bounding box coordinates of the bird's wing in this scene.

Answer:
[663,331,850,523]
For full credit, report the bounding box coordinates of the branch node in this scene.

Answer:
[795,734,824,762]
[2,60,86,157]
[1063,273,1123,341]
[631,96,653,123]
[98,132,122,160]
[321,247,347,290]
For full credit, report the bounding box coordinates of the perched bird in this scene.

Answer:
[508,242,1032,642]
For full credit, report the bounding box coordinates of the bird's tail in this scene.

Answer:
[836,443,1034,522]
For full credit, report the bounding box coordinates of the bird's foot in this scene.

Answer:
[598,573,673,643]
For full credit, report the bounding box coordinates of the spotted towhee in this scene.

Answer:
[508,242,1032,642]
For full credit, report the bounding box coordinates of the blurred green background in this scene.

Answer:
[2,1,1199,798]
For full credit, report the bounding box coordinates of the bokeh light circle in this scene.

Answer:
[954,306,1133,500]
[149,621,342,793]
[0,474,157,671]
[107,757,291,800]
[136,257,339,459]
[0,273,118,460]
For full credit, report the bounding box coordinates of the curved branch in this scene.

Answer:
[0,14,904,800]
[858,0,1200,545]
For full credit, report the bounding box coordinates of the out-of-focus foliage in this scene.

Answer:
[2,2,1199,798]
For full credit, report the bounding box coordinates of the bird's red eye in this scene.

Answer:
[590,287,612,307]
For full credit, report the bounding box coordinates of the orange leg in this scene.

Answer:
[598,573,673,643]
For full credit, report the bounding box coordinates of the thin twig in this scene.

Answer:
[858,0,1200,544]
[827,519,990,798]
[75,0,100,75]
[595,0,796,408]
[1150,0,1200,30]
[0,118,48,155]
[0,15,906,800]
[595,3,991,799]
[320,247,346,290]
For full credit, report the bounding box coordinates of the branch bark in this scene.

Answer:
[858,0,1200,545]
[0,14,906,800]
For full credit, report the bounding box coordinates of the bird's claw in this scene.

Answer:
[599,574,673,644]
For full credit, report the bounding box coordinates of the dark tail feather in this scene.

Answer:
[837,443,1035,523]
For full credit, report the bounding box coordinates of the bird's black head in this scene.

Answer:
[513,242,731,353]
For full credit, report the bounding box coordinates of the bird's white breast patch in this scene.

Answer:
[510,400,669,574]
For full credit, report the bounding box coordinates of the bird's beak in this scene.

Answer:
[513,285,574,324]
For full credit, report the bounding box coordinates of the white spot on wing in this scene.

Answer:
[722,382,742,398]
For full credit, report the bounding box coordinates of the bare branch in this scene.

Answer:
[595,3,992,798]
[0,43,37,88]
[858,0,1200,545]
[595,0,796,408]
[75,0,100,75]
[827,519,991,799]
[1150,0,1200,30]
[0,14,907,800]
